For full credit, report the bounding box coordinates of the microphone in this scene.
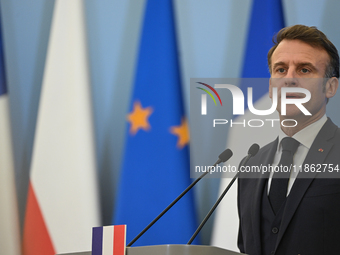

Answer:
[187,143,260,244]
[215,149,234,165]
[240,143,260,166]
[127,148,233,247]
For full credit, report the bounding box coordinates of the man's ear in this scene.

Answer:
[325,77,339,99]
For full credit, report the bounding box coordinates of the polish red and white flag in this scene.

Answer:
[22,0,101,254]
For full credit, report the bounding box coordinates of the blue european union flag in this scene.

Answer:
[114,0,199,246]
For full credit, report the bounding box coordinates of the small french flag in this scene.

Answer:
[92,225,126,255]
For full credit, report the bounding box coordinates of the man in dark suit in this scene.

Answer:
[237,25,340,255]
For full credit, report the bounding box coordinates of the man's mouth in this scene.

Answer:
[285,93,306,99]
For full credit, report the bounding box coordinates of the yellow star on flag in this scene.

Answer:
[127,101,153,135]
[170,118,190,148]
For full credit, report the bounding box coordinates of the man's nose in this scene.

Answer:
[284,69,298,86]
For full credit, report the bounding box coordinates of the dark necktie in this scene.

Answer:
[269,137,300,214]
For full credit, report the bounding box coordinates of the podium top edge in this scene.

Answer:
[56,244,247,255]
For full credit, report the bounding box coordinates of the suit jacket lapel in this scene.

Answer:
[275,119,337,250]
[251,138,278,254]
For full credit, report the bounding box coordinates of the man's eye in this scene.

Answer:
[277,68,285,73]
[301,68,310,73]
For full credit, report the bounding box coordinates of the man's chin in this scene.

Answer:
[279,113,316,127]
[277,107,304,120]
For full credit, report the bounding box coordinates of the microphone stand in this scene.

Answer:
[187,172,239,244]
[127,149,232,247]
[127,171,209,246]
[187,144,259,244]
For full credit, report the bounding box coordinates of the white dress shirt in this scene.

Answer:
[267,114,328,195]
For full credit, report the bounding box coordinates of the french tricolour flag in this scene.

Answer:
[92,225,127,255]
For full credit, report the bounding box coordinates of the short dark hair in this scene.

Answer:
[267,25,340,78]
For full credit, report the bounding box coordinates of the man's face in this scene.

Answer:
[269,39,337,125]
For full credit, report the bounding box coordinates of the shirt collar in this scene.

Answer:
[277,115,327,151]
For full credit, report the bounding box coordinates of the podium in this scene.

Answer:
[57,244,247,255]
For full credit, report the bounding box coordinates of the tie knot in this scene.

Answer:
[281,137,300,155]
